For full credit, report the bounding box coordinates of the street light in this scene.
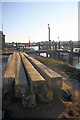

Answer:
[48,24,51,49]
[58,34,60,49]
[48,24,50,42]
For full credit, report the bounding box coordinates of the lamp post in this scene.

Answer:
[58,34,60,49]
[48,24,51,49]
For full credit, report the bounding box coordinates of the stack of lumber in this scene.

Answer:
[24,52,62,89]
[20,52,46,95]
[15,52,29,98]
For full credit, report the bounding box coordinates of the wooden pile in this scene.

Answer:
[24,52,62,89]
[3,52,63,108]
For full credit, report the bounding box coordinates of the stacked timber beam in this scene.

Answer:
[23,52,62,102]
[3,52,63,108]
[15,52,37,108]
[20,52,49,107]
[20,52,54,103]
[19,52,46,95]
[4,52,16,85]
[23,52,62,89]
[15,52,29,98]
[3,52,16,96]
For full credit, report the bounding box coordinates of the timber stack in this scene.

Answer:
[3,52,63,108]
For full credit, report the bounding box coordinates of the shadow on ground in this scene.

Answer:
[2,93,66,118]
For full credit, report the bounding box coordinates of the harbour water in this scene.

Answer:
[40,53,80,70]
[32,46,80,70]
[65,57,80,70]
[7,54,12,65]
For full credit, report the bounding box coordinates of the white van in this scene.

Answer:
[73,48,80,52]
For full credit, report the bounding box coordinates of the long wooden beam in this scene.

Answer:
[24,53,62,89]
[3,52,16,95]
[4,52,16,85]
[20,52,46,94]
[15,52,29,98]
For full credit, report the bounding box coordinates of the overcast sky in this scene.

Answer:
[1,2,78,43]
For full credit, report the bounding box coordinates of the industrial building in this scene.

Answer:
[0,31,5,49]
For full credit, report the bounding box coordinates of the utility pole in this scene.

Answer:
[69,40,73,65]
[58,34,60,49]
[2,24,3,32]
[58,34,60,60]
[48,24,51,49]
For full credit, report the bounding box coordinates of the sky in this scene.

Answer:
[78,2,80,40]
[1,2,78,43]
